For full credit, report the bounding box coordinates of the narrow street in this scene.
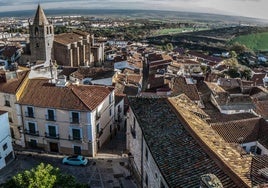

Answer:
[0,128,137,188]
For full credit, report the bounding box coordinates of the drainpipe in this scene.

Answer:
[20,105,26,148]
[141,136,144,188]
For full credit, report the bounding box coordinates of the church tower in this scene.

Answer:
[29,4,54,63]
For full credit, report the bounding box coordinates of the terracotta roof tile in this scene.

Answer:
[251,156,268,186]
[54,33,83,45]
[0,70,29,94]
[171,76,200,101]
[252,73,266,86]
[18,79,113,111]
[71,84,113,111]
[71,67,115,80]
[211,118,261,143]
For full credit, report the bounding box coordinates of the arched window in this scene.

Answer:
[50,27,52,34]
[47,27,49,34]
[35,27,39,36]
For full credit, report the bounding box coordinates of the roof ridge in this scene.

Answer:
[211,117,261,125]
[69,85,91,111]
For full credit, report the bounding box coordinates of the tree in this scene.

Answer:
[229,42,251,55]
[225,68,240,78]
[4,163,86,188]
[240,68,252,80]
[166,43,174,52]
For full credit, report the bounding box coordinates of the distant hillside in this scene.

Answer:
[0,9,267,25]
[230,32,268,51]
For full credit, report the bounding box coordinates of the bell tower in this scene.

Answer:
[29,4,54,63]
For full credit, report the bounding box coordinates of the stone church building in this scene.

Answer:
[20,4,104,67]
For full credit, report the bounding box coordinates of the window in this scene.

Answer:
[131,117,136,138]
[4,95,10,107]
[26,106,34,118]
[35,27,39,36]
[96,123,100,134]
[71,112,79,123]
[109,94,113,104]
[3,143,7,151]
[72,129,81,140]
[28,122,36,134]
[145,173,148,187]
[48,125,57,137]
[46,109,55,121]
[109,108,112,116]
[160,181,166,188]
[74,146,81,155]
[96,123,103,137]
[256,147,262,155]
[8,112,13,123]
[36,43,39,48]
[250,146,256,154]
[29,139,37,148]
[145,148,148,161]
[96,109,101,120]
[118,105,122,113]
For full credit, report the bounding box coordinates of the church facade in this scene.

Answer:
[20,5,104,67]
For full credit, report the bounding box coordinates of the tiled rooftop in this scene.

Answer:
[169,95,253,187]
[71,67,115,80]
[128,96,238,187]
[211,118,261,144]
[251,156,268,186]
[18,78,113,111]
[0,70,29,94]
[171,76,201,101]
[54,33,83,45]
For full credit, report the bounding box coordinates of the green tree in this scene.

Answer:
[240,68,252,80]
[166,43,174,52]
[4,163,86,188]
[225,68,240,78]
[229,42,249,55]
[230,50,237,58]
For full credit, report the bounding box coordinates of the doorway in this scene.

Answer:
[49,142,59,152]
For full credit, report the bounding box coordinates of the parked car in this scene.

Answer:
[62,155,88,166]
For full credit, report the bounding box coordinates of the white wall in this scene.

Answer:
[0,112,14,169]
[91,91,115,156]
[242,141,268,155]
[127,108,169,188]
[115,98,124,130]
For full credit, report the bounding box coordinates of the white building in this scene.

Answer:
[0,111,14,169]
[17,78,116,157]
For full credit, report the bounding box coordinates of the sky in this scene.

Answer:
[0,0,267,19]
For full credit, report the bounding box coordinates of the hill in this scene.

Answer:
[230,32,268,51]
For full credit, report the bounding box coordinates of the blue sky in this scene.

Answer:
[0,0,267,19]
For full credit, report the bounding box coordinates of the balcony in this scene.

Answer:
[45,115,56,121]
[68,135,82,142]
[25,112,34,118]
[45,132,59,139]
[24,129,39,136]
